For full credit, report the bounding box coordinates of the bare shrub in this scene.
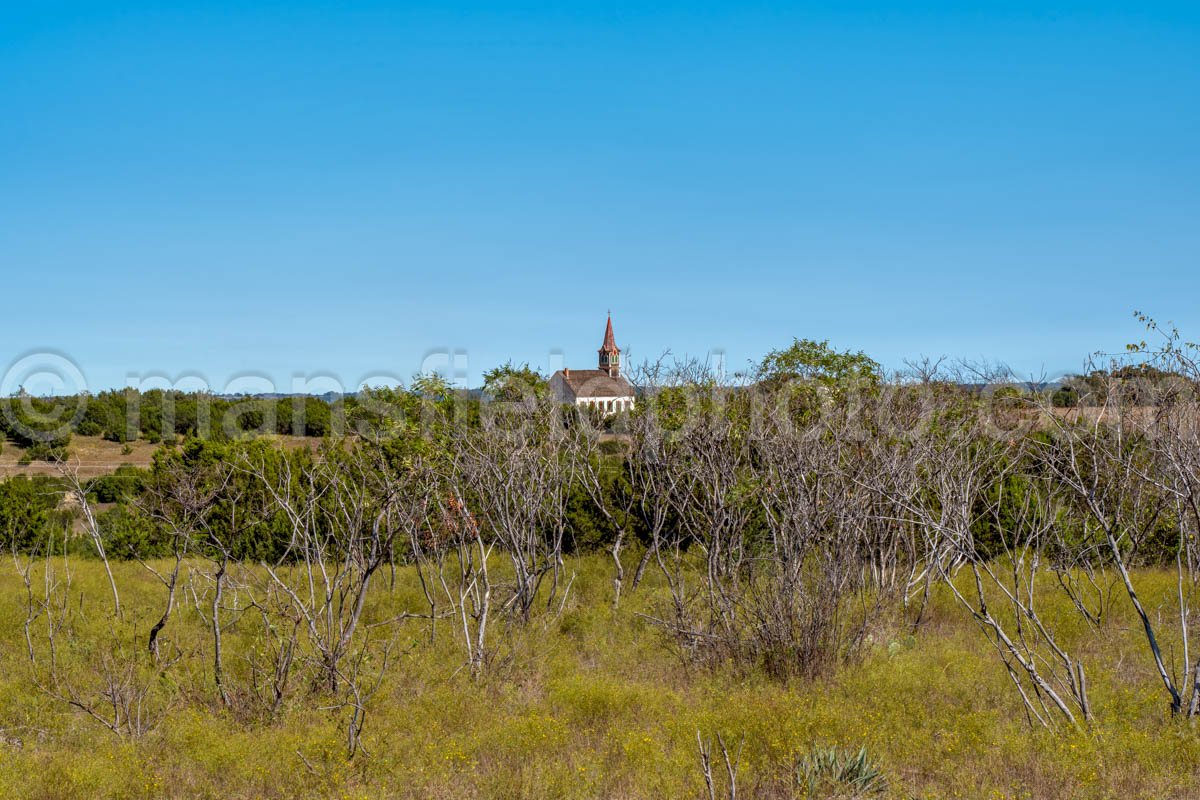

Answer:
[450,397,584,623]
[635,366,903,679]
[241,442,416,754]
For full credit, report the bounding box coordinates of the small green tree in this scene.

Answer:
[755,338,881,390]
[0,476,60,550]
[482,361,548,402]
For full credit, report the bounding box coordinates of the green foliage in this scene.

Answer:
[598,438,626,456]
[275,396,333,436]
[564,488,610,552]
[795,746,889,798]
[640,382,717,432]
[0,389,341,448]
[88,464,147,504]
[755,338,882,390]
[93,389,136,442]
[98,503,167,559]
[347,385,416,442]
[145,437,306,562]
[410,371,454,400]
[1052,385,1079,408]
[75,396,108,436]
[25,441,69,461]
[483,361,549,402]
[0,476,61,550]
[0,395,73,453]
[992,385,1023,400]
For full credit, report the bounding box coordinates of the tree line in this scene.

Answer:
[2,345,1187,463]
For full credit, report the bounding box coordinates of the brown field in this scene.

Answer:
[0,435,319,479]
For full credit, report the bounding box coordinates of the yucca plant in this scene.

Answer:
[795,745,889,799]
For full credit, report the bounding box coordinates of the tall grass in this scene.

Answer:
[0,555,1197,799]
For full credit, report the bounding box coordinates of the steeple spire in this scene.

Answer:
[598,313,621,377]
[601,314,617,351]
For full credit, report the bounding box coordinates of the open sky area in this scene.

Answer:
[2,1,1197,394]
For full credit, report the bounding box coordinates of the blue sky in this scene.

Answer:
[2,1,1197,394]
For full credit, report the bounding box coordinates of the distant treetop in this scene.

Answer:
[754,338,882,390]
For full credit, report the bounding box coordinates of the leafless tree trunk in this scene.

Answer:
[135,455,231,661]
[884,378,1090,727]
[240,441,420,752]
[696,730,743,800]
[55,460,120,618]
[1037,326,1200,717]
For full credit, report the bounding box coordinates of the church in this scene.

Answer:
[548,315,636,414]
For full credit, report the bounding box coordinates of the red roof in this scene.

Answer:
[599,314,619,354]
[553,369,634,399]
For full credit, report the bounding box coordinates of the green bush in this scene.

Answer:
[26,442,68,462]
[88,465,147,504]
[98,504,167,559]
[0,476,61,550]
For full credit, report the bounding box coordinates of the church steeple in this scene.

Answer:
[598,313,621,377]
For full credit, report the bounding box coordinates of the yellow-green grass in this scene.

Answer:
[0,556,1197,799]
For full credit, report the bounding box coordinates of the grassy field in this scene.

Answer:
[0,556,1197,799]
[0,435,319,479]
[0,436,161,479]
